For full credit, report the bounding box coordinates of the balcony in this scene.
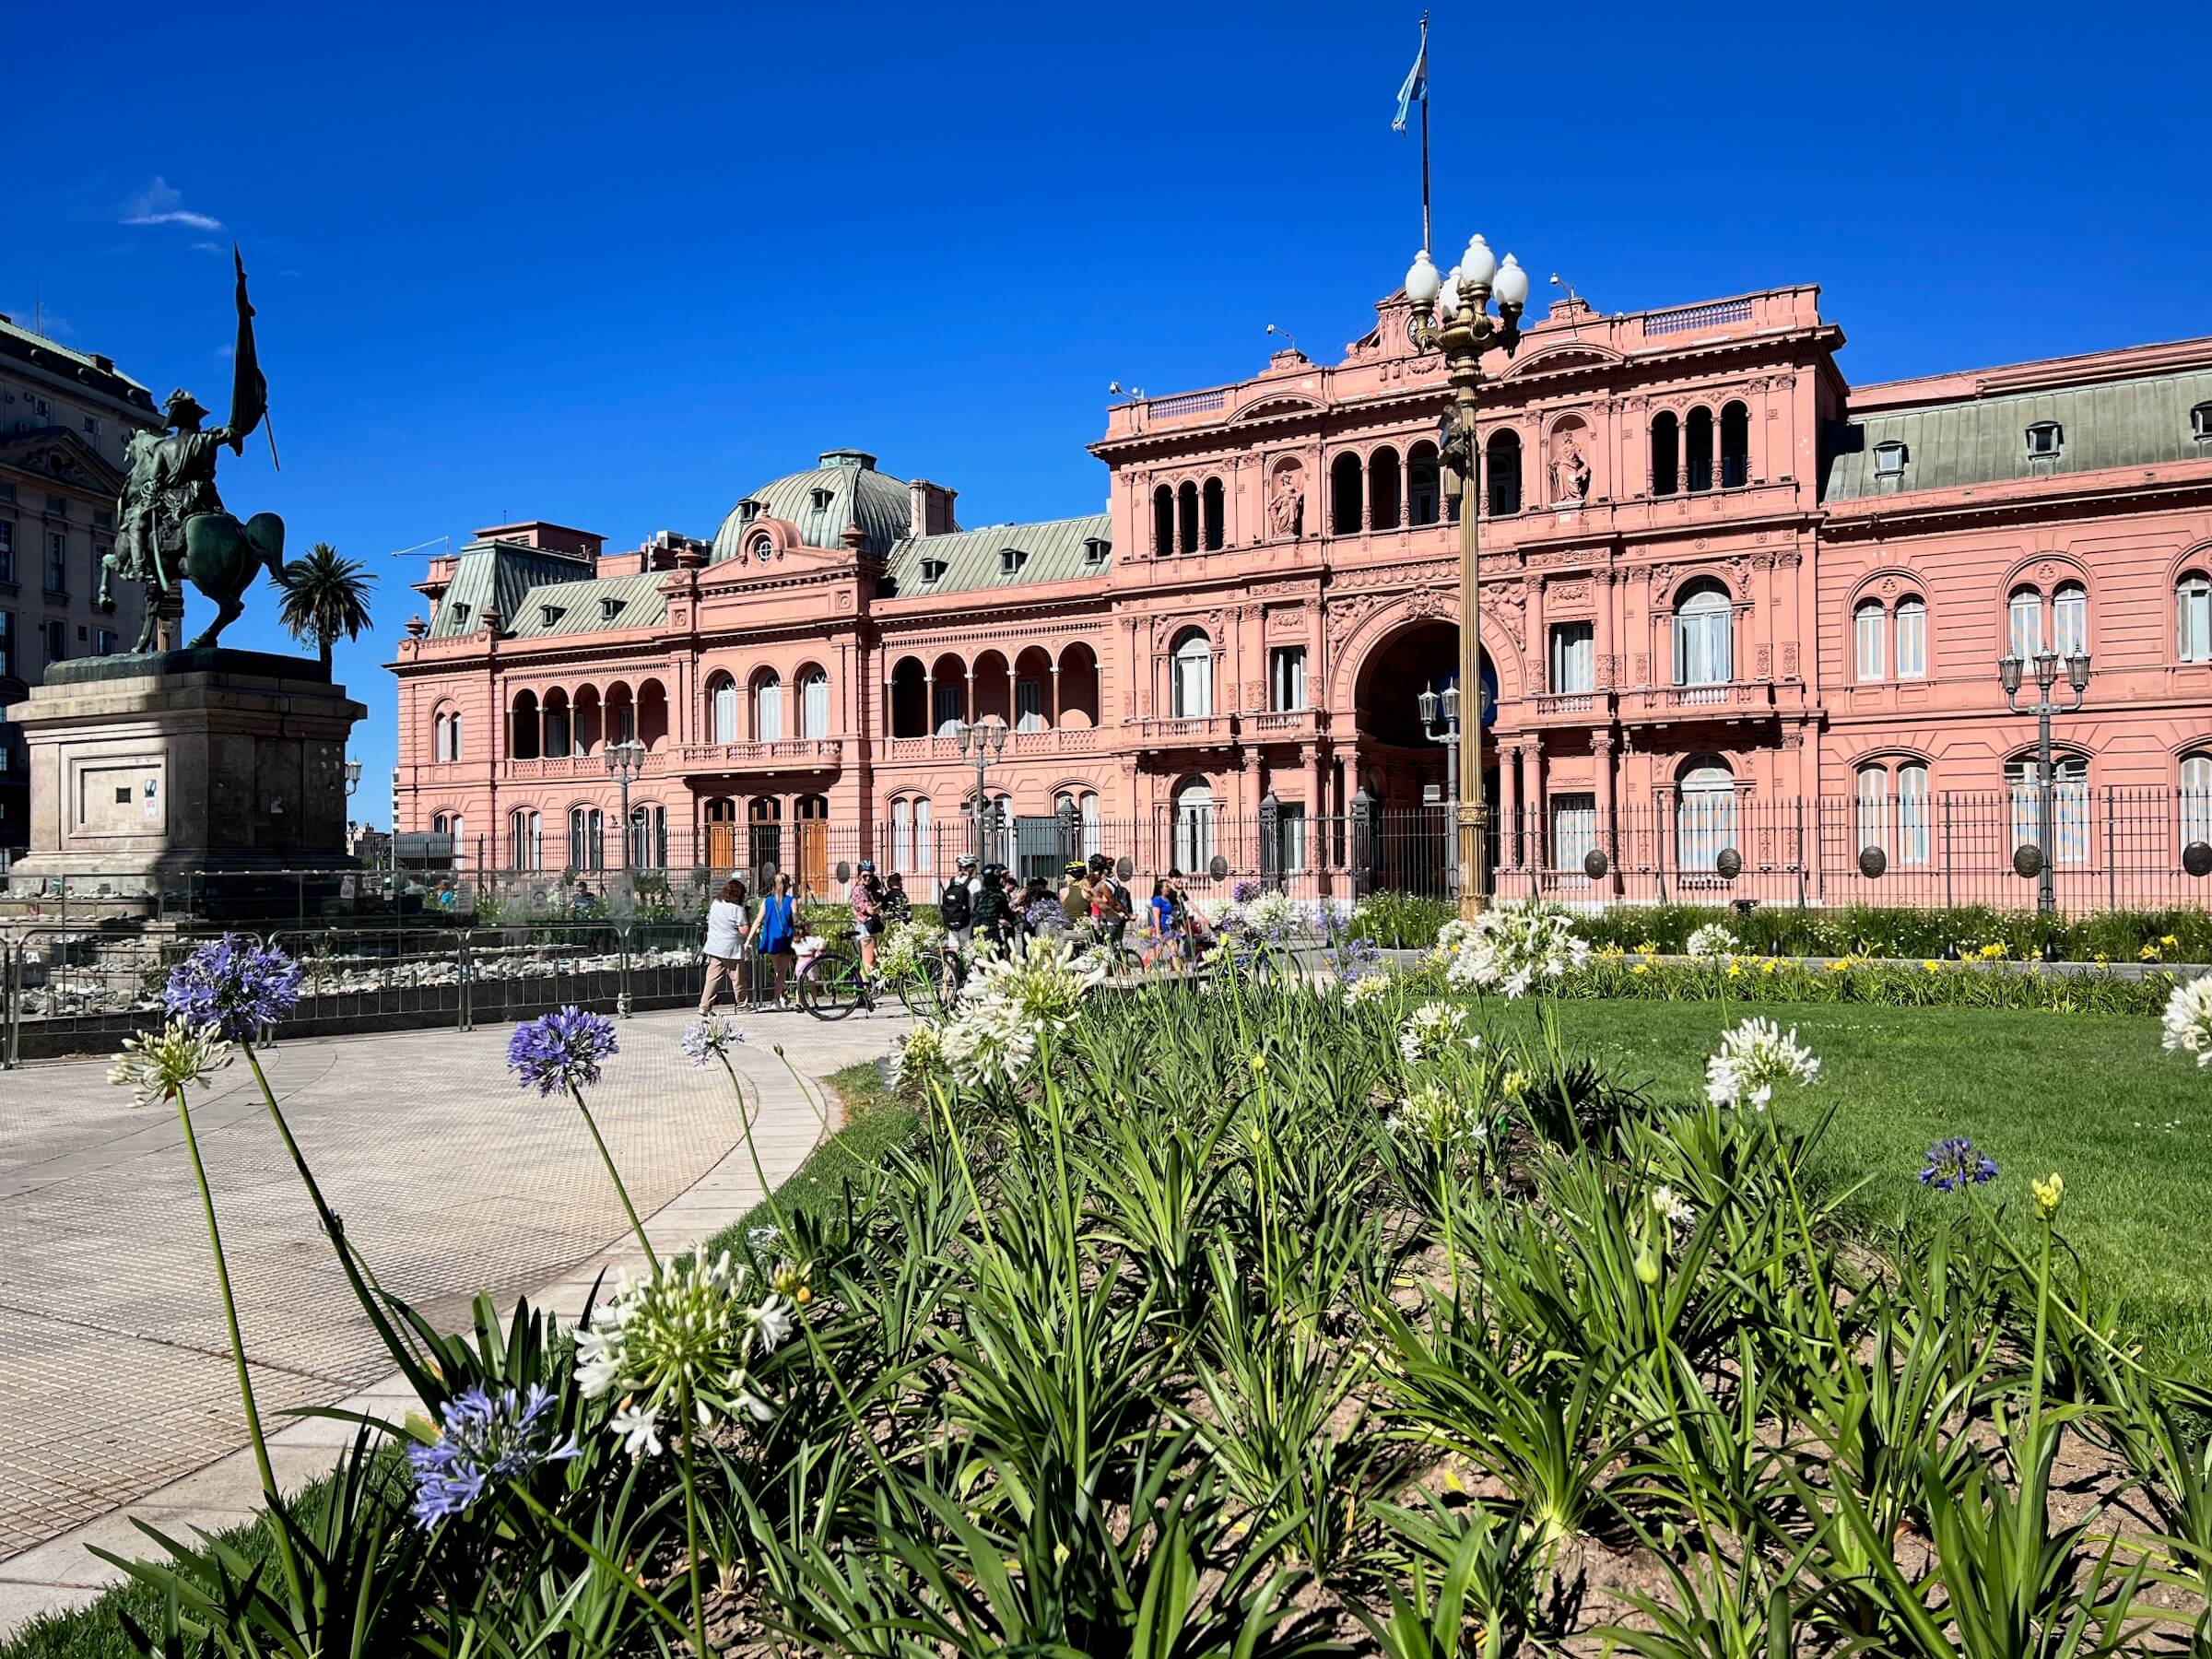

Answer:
[880,725,1103,765]
[502,752,670,782]
[1135,714,1234,752]
[1530,690,1610,724]
[677,739,841,772]
[1620,681,1778,723]
[1242,708,1322,744]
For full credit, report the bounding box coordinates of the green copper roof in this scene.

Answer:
[1822,368,2212,500]
[428,541,594,639]
[710,448,912,561]
[882,512,1112,598]
[506,571,669,639]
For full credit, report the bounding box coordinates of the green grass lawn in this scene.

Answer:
[706,1059,922,1255]
[1496,997,2212,1379]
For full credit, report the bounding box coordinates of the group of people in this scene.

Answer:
[698,851,1216,1015]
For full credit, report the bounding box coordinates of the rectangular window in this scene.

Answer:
[1269,645,1308,711]
[2007,591,2042,661]
[43,617,65,665]
[45,533,67,594]
[1548,622,1594,693]
[1853,606,1885,682]
[0,520,12,582]
[2182,580,2212,664]
[1273,805,1307,874]
[2053,588,2087,658]
[1895,600,1926,678]
[1855,769,1887,853]
[0,612,13,677]
[1898,764,1930,865]
[1550,792,1597,872]
[95,628,117,655]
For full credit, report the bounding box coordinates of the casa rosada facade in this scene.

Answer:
[390,282,2212,910]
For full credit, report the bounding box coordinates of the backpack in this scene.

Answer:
[1109,879,1133,921]
[940,880,972,929]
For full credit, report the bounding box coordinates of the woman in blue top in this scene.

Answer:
[1147,877,1179,967]
[747,872,798,1005]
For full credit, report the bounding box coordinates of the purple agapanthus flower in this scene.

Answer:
[406,1382,579,1528]
[1231,878,1265,905]
[1918,1136,1999,1194]
[680,1014,743,1067]
[164,935,303,1042]
[507,1006,618,1096]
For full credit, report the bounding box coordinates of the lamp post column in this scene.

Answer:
[2037,678,2057,916]
[1453,366,1484,915]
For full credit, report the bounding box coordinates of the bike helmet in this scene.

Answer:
[856,859,876,873]
[1064,861,1088,877]
[955,852,978,868]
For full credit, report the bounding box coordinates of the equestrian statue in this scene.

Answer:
[98,248,284,653]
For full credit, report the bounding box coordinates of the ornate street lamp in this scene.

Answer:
[343,758,362,798]
[1417,680,1464,894]
[604,737,647,869]
[1998,644,2090,914]
[1404,236,1531,917]
[955,719,1008,866]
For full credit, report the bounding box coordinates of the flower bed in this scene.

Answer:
[69,929,2211,1656]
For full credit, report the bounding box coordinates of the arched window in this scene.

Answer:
[2007,587,2043,661]
[1406,441,1441,526]
[629,804,666,868]
[509,808,542,871]
[1152,485,1174,557]
[913,798,932,874]
[1855,763,1888,853]
[1685,406,1714,493]
[1853,599,1886,682]
[1650,411,1680,496]
[1485,430,1522,516]
[892,798,912,873]
[1170,629,1213,718]
[708,674,738,744]
[441,709,465,762]
[1369,447,1402,530]
[2006,752,2088,865]
[1898,762,1930,865]
[752,672,783,742]
[568,806,605,872]
[2182,753,2212,849]
[2052,582,2088,658]
[1673,579,1733,687]
[541,691,571,759]
[1676,758,1735,872]
[509,691,540,760]
[2179,571,2212,663]
[1330,453,1363,535]
[1177,481,1200,556]
[1172,778,1215,872]
[1895,597,1927,679]
[1720,401,1750,488]
[1201,477,1226,550]
[432,711,448,761]
[799,668,830,739]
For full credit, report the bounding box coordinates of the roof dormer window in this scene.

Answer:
[540,604,563,628]
[449,603,471,629]
[600,596,623,621]
[919,557,947,582]
[2025,420,2064,458]
[737,499,761,523]
[1082,536,1109,566]
[2192,402,2212,445]
[809,487,832,512]
[999,547,1028,576]
[1873,440,1908,477]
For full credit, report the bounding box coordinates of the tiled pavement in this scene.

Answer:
[0,1002,910,1638]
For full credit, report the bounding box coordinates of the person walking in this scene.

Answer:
[882,870,913,925]
[939,852,980,993]
[747,871,797,1004]
[851,861,885,980]
[1147,876,1181,967]
[698,877,748,1015]
[971,862,1013,956]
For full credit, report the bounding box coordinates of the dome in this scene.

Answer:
[710,448,912,561]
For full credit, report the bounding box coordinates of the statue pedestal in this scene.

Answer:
[6,650,366,907]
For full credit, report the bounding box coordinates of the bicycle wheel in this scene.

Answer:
[893,964,947,1021]
[798,949,860,1020]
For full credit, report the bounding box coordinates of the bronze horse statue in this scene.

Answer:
[102,509,288,653]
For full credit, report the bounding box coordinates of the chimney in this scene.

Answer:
[907,478,959,538]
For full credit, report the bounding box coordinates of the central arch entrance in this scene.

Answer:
[1351,618,1501,894]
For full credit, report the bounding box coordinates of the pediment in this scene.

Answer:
[0,425,123,493]
[1230,393,1326,424]
[1503,342,1626,379]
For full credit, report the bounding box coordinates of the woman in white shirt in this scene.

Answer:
[698,877,749,1015]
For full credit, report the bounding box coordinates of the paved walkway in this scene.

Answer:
[0,1002,910,1638]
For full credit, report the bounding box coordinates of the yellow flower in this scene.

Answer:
[1761,958,1780,975]
[1828,958,1851,974]
[1631,962,1651,976]
[2031,1172,2065,1219]
[1923,959,1941,973]
[2161,934,2179,947]
[1249,1052,1268,1073]
[2093,952,2111,970]
[2139,944,2161,962]
[1725,961,1745,979]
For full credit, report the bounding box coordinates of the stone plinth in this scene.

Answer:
[6,650,366,898]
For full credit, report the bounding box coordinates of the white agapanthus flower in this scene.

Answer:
[935,933,1106,1087]
[1652,1185,1696,1230]
[1344,972,1394,1006]
[2163,975,2212,1068]
[1685,923,1740,959]
[1704,1017,1822,1111]
[1443,903,1591,997]
[1398,1001,1471,1065]
[1243,889,1301,942]
[574,1248,795,1455]
[875,915,947,982]
[109,1018,234,1107]
[1387,1080,1490,1147]
[888,1019,947,1089]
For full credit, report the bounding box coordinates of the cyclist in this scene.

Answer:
[939,853,980,992]
[1088,853,1133,960]
[1059,862,1090,929]
[971,862,1016,955]
[851,860,885,981]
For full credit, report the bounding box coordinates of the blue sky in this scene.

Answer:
[10,2,2205,824]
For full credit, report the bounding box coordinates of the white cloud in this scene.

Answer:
[120,176,223,232]
[192,241,225,253]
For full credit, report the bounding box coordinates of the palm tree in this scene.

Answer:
[276,542,375,673]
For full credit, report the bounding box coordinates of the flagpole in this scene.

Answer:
[1418,12,1431,253]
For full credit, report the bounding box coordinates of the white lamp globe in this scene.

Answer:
[1461,234,1498,288]
[1493,254,1530,309]
[1404,250,1440,308]
[1437,270,1462,321]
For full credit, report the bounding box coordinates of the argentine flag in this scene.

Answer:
[1393,38,1428,132]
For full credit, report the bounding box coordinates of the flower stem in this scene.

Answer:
[678,1378,712,1658]
[569,1081,658,1273]
[171,1082,306,1613]
[512,1485,692,1645]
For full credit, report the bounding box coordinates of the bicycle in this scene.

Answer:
[795,938,877,1020]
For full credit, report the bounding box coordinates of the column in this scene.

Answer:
[1594,569,1617,692]
[1006,659,1018,728]
[964,668,975,724]
[924,665,935,736]
[1049,664,1061,727]
[1525,577,1547,698]
[1498,741,1520,872]
[1592,730,1617,894]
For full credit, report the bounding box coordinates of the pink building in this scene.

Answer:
[390,283,2212,911]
